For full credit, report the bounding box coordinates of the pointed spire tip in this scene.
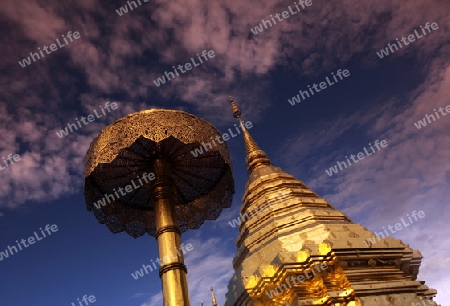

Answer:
[228,96,272,173]
[211,286,218,306]
[229,98,241,119]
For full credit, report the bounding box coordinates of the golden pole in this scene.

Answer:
[152,159,191,306]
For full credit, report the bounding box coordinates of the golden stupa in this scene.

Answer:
[224,99,438,306]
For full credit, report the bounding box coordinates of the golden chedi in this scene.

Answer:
[224,98,438,306]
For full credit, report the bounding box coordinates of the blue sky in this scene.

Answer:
[0,0,449,305]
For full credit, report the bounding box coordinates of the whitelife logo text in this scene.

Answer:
[0,153,21,172]
[190,121,253,157]
[153,50,215,87]
[325,140,388,176]
[93,172,156,209]
[18,31,81,68]
[0,224,59,262]
[376,22,439,59]
[363,210,425,247]
[250,0,313,36]
[56,102,118,139]
[131,243,194,280]
[288,69,350,106]
[414,104,450,129]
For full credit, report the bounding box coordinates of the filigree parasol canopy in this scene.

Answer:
[84,109,234,238]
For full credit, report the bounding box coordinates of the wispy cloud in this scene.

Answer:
[276,61,450,305]
[0,0,449,303]
[141,235,234,305]
[1,0,448,210]
[140,293,162,306]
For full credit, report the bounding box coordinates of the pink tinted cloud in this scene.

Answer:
[0,0,447,220]
[277,58,450,306]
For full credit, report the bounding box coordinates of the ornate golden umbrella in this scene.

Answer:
[83,109,234,306]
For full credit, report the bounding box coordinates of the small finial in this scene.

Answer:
[211,287,218,306]
[228,96,272,173]
[229,96,242,119]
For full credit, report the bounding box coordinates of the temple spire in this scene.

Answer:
[229,96,272,173]
[210,287,218,306]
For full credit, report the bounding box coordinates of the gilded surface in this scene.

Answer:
[225,164,439,305]
[83,109,234,238]
[225,101,438,306]
[85,109,232,176]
